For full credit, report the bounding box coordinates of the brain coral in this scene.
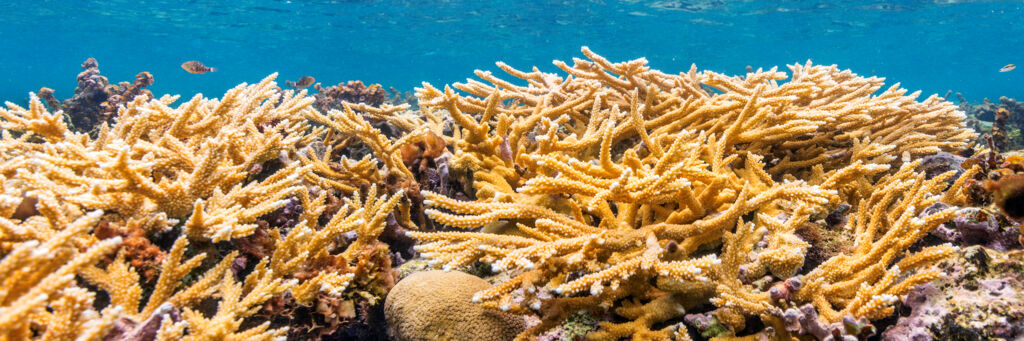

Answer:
[384,270,527,341]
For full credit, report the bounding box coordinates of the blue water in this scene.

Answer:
[1,0,1021,105]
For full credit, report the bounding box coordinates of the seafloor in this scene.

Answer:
[0,48,1021,341]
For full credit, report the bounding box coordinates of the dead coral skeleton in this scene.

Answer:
[408,47,977,339]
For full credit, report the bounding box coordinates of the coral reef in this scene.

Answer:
[0,74,412,340]
[386,86,419,108]
[409,47,975,339]
[37,58,154,132]
[781,304,876,340]
[536,310,600,341]
[313,80,389,113]
[953,93,1024,150]
[3,46,1018,340]
[384,270,527,341]
[882,245,1024,340]
[930,207,1021,251]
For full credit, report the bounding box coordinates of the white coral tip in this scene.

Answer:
[521,259,535,270]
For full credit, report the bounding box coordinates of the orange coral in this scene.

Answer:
[93,217,166,283]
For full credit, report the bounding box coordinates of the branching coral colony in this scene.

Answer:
[0,74,415,340]
[409,47,977,340]
[0,46,982,341]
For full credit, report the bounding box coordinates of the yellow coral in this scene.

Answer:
[0,74,318,241]
[409,47,974,339]
[0,46,981,340]
[794,162,963,322]
[0,74,412,340]
[0,210,122,340]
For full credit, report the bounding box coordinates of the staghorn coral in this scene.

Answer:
[0,48,1004,340]
[791,163,961,323]
[0,179,405,340]
[301,98,454,232]
[0,73,413,340]
[1,74,322,242]
[0,210,123,340]
[407,47,976,339]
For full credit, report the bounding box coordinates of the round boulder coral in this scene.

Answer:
[384,270,526,341]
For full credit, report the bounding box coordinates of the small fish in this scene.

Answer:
[1000,64,1016,72]
[286,76,315,89]
[181,61,216,74]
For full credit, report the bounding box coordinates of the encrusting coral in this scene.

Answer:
[881,245,1024,340]
[408,47,976,339]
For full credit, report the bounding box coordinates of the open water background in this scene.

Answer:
[1,0,1021,104]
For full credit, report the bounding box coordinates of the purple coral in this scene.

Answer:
[38,58,154,132]
[932,207,1021,251]
[781,304,875,341]
[917,152,965,183]
[103,303,180,341]
[882,246,1024,340]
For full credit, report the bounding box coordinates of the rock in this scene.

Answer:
[384,270,526,341]
[931,207,1022,251]
[882,246,1024,340]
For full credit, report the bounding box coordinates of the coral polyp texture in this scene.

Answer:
[0,46,999,341]
[408,47,977,339]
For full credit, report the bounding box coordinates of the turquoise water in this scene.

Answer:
[1,0,1021,104]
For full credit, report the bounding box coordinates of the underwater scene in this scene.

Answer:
[0,0,1023,340]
